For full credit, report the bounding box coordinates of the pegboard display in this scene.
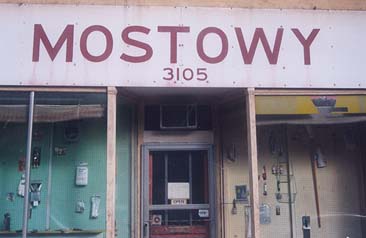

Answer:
[220,101,365,238]
[288,125,363,238]
[48,118,107,231]
[257,126,292,238]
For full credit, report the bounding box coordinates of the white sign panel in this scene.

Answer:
[171,199,187,205]
[198,209,209,218]
[168,182,190,199]
[0,4,366,88]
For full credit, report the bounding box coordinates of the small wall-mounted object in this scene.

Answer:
[302,216,311,238]
[272,165,284,175]
[263,182,268,196]
[17,174,25,197]
[54,146,67,156]
[90,196,101,219]
[151,215,162,226]
[64,123,80,143]
[231,199,237,215]
[198,209,209,218]
[225,144,236,162]
[75,200,85,213]
[30,180,42,207]
[75,162,88,186]
[262,166,267,180]
[276,205,281,216]
[31,147,41,168]
[235,185,248,202]
[6,193,14,202]
[259,204,271,224]
[3,213,10,231]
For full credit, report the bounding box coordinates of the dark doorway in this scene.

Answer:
[143,145,215,238]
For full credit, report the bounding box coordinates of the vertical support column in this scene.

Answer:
[106,87,117,238]
[22,91,35,238]
[136,103,144,238]
[212,105,223,238]
[245,88,260,238]
[130,108,137,238]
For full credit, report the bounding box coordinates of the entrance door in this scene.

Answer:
[143,145,215,238]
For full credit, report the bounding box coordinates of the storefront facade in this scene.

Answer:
[0,1,366,238]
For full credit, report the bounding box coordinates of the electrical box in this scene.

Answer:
[235,185,248,202]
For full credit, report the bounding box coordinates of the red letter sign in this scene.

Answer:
[158,26,190,64]
[121,26,153,63]
[235,27,283,65]
[197,27,228,64]
[292,28,320,65]
[80,25,113,62]
[32,24,74,62]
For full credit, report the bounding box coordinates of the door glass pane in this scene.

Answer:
[152,152,165,205]
[192,151,209,204]
[168,151,189,183]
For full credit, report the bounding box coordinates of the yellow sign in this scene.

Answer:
[255,95,366,115]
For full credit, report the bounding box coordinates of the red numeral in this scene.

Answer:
[163,68,174,80]
[183,68,194,81]
[197,68,208,81]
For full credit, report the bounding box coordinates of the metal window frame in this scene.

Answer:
[141,143,216,238]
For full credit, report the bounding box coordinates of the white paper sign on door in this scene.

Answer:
[168,182,190,199]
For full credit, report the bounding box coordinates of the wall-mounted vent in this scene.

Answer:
[160,104,197,129]
[145,104,212,131]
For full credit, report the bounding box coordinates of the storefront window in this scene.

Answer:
[30,92,107,236]
[0,91,108,237]
[256,94,366,238]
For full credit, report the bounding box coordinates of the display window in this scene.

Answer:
[218,92,366,238]
[0,91,108,237]
[255,94,366,238]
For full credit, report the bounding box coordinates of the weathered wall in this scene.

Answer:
[1,0,366,10]
[220,102,249,238]
[220,102,365,238]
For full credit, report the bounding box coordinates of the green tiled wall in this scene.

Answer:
[0,123,28,231]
